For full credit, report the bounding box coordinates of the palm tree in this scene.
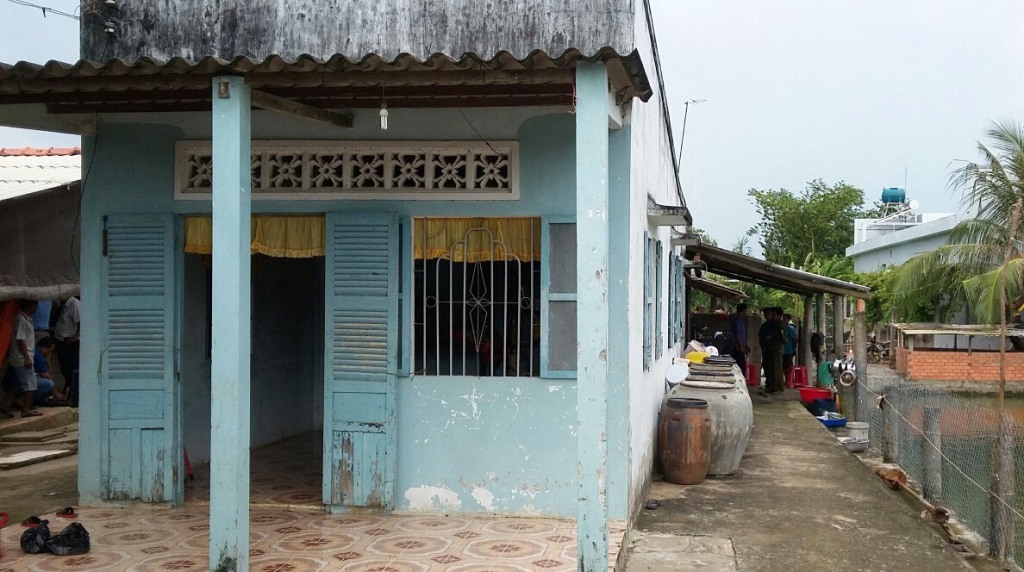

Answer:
[891,120,1024,324]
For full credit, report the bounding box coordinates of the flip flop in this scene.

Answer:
[56,507,78,519]
[21,516,42,527]
[20,410,43,417]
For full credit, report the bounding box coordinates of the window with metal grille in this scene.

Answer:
[413,217,541,377]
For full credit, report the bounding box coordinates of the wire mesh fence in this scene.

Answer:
[854,364,1024,564]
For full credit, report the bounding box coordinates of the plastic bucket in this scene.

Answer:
[847,421,869,441]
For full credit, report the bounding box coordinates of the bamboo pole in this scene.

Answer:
[991,198,1021,562]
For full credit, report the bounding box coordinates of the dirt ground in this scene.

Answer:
[0,455,78,527]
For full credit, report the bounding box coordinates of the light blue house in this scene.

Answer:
[0,1,693,569]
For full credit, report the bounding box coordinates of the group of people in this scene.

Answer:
[1,297,80,418]
[728,303,799,396]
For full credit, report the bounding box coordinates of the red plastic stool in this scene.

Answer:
[746,363,758,387]
[787,366,809,388]
[0,512,7,557]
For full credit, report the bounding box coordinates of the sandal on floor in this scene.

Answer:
[56,507,78,519]
[21,516,42,527]
[21,410,43,417]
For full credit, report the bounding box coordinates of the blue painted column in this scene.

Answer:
[209,75,252,572]
[575,62,610,571]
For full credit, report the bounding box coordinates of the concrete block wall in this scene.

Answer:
[897,348,1024,382]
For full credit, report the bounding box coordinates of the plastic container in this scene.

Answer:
[799,387,832,404]
[819,416,847,428]
[658,398,712,485]
[840,437,869,453]
[847,421,869,441]
[810,398,836,417]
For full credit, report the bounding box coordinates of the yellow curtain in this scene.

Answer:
[414,217,541,262]
[184,215,326,258]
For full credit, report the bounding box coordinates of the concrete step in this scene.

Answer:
[0,407,78,437]
[0,448,76,470]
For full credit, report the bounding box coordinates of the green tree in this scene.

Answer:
[891,120,1024,324]
[747,180,874,266]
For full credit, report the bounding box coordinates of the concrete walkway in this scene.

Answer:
[624,393,973,571]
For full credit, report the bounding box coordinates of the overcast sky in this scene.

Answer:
[2,1,1023,250]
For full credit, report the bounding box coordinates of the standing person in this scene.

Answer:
[758,307,786,395]
[53,296,81,390]
[1,299,41,417]
[730,303,750,380]
[782,313,799,380]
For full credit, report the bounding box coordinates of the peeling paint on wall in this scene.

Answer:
[404,485,463,511]
[471,487,495,511]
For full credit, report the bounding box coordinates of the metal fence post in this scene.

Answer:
[990,413,1016,562]
[850,308,867,423]
[922,406,942,503]
[884,389,900,464]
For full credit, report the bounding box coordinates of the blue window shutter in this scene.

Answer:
[643,233,651,370]
[675,254,684,343]
[101,214,178,503]
[668,255,676,346]
[541,218,577,378]
[655,240,664,359]
[323,212,399,509]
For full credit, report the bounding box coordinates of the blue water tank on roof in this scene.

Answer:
[881,187,906,204]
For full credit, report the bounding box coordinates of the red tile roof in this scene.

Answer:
[0,147,81,157]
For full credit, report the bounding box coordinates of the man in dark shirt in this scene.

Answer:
[758,307,786,394]
[729,303,750,380]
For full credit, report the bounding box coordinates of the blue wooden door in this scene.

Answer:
[323,213,398,508]
[100,214,180,502]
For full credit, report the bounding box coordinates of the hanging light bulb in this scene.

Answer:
[379,101,389,130]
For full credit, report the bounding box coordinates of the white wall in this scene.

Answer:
[625,0,689,519]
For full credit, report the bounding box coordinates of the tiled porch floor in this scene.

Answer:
[0,507,624,570]
[1,433,624,570]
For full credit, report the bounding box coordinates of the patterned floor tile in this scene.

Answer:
[0,432,624,570]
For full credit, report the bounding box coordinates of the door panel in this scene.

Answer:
[101,215,178,502]
[323,213,398,508]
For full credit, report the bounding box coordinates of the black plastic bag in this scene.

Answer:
[46,522,90,556]
[20,520,51,554]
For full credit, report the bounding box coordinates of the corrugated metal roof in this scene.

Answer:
[0,50,651,102]
[0,150,81,202]
[688,242,871,299]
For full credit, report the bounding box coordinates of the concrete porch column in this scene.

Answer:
[209,75,252,572]
[575,61,610,571]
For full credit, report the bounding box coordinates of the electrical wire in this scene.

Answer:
[71,129,99,275]
[4,0,80,20]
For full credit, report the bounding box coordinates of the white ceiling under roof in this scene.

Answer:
[0,153,81,202]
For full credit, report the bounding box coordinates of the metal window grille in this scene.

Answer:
[413,218,540,377]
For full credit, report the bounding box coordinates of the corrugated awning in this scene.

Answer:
[0,49,651,116]
[687,242,870,299]
[686,275,747,301]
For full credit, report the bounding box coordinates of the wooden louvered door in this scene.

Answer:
[101,214,180,502]
[322,213,398,508]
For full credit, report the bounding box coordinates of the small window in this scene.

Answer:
[541,220,578,378]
